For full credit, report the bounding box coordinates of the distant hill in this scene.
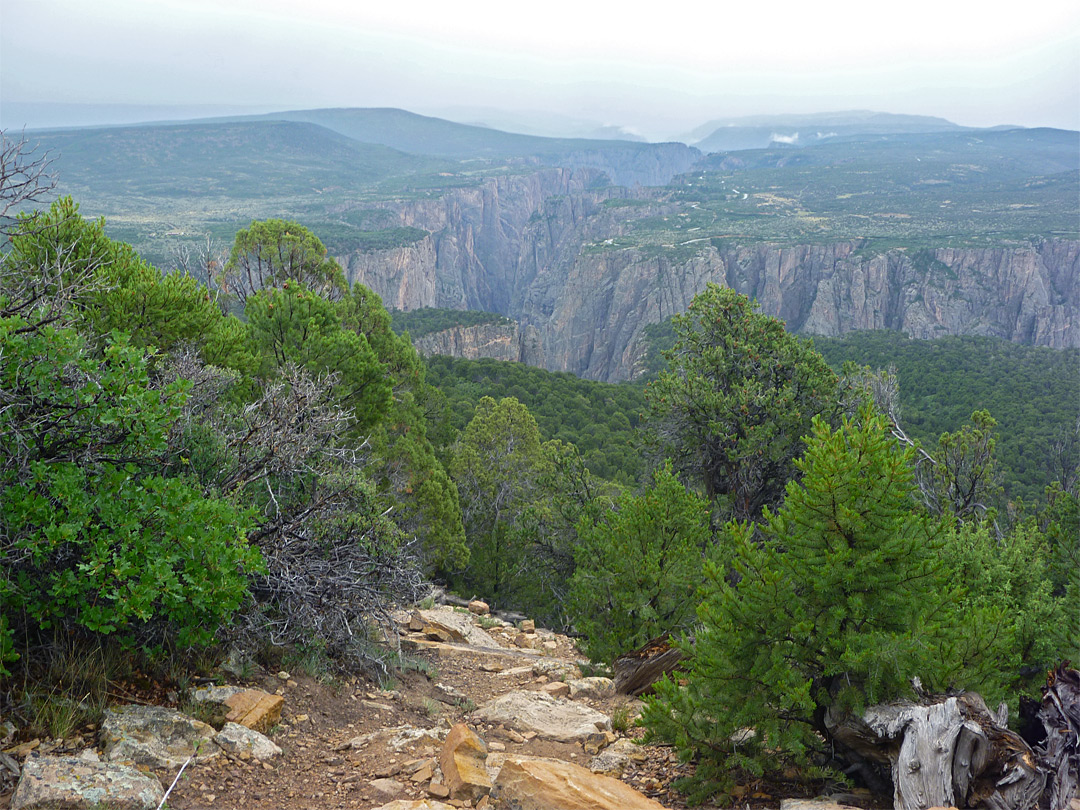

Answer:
[424,106,647,142]
[693,127,1079,186]
[688,110,968,153]
[204,107,675,161]
[32,119,448,200]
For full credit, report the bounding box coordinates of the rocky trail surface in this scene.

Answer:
[1,603,874,810]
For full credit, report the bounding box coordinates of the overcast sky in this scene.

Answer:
[2,0,1078,138]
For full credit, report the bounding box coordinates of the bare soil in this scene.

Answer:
[0,611,860,810]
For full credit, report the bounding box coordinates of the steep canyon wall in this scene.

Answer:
[339,169,1079,382]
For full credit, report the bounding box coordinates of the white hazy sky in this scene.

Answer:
[2,0,1078,137]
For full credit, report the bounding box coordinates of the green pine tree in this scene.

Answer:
[641,407,973,802]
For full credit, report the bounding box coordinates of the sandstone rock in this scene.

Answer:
[583,730,616,755]
[492,755,665,810]
[519,620,535,633]
[588,738,645,777]
[371,778,406,799]
[346,724,446,752]
[531,660,581,681]
[423,622,462,643]
[468,600,490,615]
[372,800,457,810]
[472,692,611,743]
[513,633,535,649]
[222,689,284,734]
[568,677,615,700]
[419,607,502,648]
[5,740,39,757]
[191,684,248,705]
[100,705,220,769]
[780,800,864,810]
[12,754,164,810]
[213,723,282,760]
[410,762,434,783]
[540,682,570,698]
[428,781,450,798]
[439,723,491,801]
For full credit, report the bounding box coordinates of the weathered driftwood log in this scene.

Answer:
[1031,664,1080,810]
[612,635,685,697]
[826,690,1045,810]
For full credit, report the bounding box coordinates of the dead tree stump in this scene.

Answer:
[612,635,685,697]
[826,691,1045,810]
[1032,664,1080,810]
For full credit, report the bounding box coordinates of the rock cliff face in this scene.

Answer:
[338,167,1079,382]
[412,322,542,366]
[542,240,1079,381]
[539,142,702,188]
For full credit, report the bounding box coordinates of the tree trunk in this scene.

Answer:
[1030,664,1080,810]
[612,635,685,697]
[826,690,1046,810]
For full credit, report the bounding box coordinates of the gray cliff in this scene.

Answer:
[411,322,542,365]
[337,169,1079,382]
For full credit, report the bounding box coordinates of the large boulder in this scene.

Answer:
[492,755,666,810]
[213,722,282,760]
[419,607,502,648]
[588,737,646,777]
[222,689,284,733]
[472,691,611,743]
[100,704,220,769]
[11,754,164,810]
[438,723,491,801]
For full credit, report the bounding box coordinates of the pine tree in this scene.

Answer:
[641,407,962,802]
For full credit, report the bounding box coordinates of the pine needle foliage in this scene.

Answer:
[641,407,960,803]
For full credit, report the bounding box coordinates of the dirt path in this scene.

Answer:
[155,608,697,810]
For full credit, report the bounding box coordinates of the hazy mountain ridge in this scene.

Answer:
[688,110,970,152]
[16,107,1078,384]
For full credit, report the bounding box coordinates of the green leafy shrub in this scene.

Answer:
[0,318,260,673]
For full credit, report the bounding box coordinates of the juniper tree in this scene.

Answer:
[645,284,839,523]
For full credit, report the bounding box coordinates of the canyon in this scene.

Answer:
[341,168,1079,382]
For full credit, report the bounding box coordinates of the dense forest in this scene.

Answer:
[424,355,647,484]
[391,307,513,339]
[643,319,1078,506]
[2,133,1076,807]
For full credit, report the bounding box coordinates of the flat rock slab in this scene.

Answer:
[12,754,164,810]
[101,704,220,769]
[419,607,503,649]
[214,722,282,760]
[588,738,645,776]
[568,677,615,700]
[472,691,611,743]
[191,684,248,704]
[780,801,864,810]
[373,801,457,810]
[346,724,446,753]
[223,689,284,733]
[493,755,666,810]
